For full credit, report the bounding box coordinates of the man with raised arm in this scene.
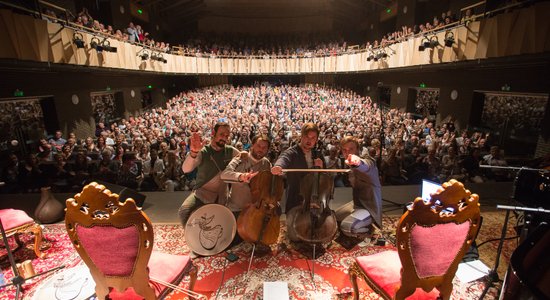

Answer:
[177,122,239,226]
[337,136,382,236]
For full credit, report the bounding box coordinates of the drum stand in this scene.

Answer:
[0,217,64,300]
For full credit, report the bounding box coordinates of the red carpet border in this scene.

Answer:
[0,213,510,300]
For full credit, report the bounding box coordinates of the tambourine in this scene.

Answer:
[184,204,236,256]
[32,265,96,300]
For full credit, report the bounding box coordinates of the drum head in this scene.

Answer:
[32,265,96,300]
[185,204,236,256]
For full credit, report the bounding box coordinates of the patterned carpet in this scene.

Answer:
[0,212,513,300]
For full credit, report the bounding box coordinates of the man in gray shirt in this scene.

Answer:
[221,134,272,213]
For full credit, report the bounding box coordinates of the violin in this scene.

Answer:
[236,170,284,245]
[287,171,337,244]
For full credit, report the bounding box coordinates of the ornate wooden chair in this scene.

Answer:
[0,208,47,259]
[65,182,198,300]
[349,179,481,300]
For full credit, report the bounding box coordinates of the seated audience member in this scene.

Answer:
[422,146,441,182]
[49,130,66,152]
[381,147,406,185]
[440,146,465,181]
[482,146,509,181]
[463,148,484,183]
[18,153,44,193]
[141,148,165,191]
[163,150,184,191]
[1,153,21,193]
[117,152,143,190]
[95,149,120,183]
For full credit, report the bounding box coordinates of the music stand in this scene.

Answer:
[0,217,64,300]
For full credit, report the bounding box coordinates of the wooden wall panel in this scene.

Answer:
[0,10,18,58]
[1,4,549,75]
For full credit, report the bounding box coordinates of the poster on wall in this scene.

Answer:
[0,98,46,151]
[90,93,116,126]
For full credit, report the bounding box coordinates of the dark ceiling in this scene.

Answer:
[142,0,390,31]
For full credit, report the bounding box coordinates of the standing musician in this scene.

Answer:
[271,123,325,214]
[220,134,272,214]
[177,122,240,226]
[220,134,273,250]
[338,136,382,235]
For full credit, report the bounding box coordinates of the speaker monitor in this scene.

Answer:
[94,181,146,207]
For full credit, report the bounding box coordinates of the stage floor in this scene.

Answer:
[0,181,515,223]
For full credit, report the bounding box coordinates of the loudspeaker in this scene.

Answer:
[95,181,146,207]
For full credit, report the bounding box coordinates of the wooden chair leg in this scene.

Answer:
[438,281,453,300]
[349,263,360,300]
[188,264,198,299]
[395,283,416,300]
[28,223,47,259]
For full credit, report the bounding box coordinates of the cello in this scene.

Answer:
[236,170,284,245]
[287,170,338,245]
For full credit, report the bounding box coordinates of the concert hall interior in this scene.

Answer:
[0,0,549,299]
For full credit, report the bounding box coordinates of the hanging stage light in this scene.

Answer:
[90,37,103,52]
[429,35,440,48]
[444,31,455,47]
[73,32,85,48]
[137,48,149,60]
[418,36,430,51]
[151,52,167,63]
[101,39,117,52]
[367,50,375,61]
[156,53,167,63]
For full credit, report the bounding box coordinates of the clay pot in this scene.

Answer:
[35,187,64,224]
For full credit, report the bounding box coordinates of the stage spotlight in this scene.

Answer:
[367,51,375,61]
[101,39,117,52]
[428,36,439,48]
[444,31,455,47]
[156,53,167,63]
[418,37,429,51]
[151,52,167,63]
[90,37,103,52]
[137,49,149,60]
[73,33,85,48]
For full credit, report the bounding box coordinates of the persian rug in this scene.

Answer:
[0,212,512,300]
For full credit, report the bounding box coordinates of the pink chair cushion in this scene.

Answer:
[410,221,470,277]
[356,250,440,299]
[76,225,139,276]
[148,251,191,296]
[108,251,191,299]
[0,209,34,231]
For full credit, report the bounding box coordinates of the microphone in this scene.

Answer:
[311,147,321,169]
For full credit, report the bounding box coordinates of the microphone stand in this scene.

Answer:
[377,99,404,209]
[0,217,65,300]
[478,205,550,299]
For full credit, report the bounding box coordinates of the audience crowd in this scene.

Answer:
[481,94,547,137]
[40,5,470,58]
[1,84,511,194]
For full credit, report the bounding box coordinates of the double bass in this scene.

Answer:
[236,170,284,245]
[287,170,338,245]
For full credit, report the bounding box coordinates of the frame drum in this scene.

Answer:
[184,204,236,256]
